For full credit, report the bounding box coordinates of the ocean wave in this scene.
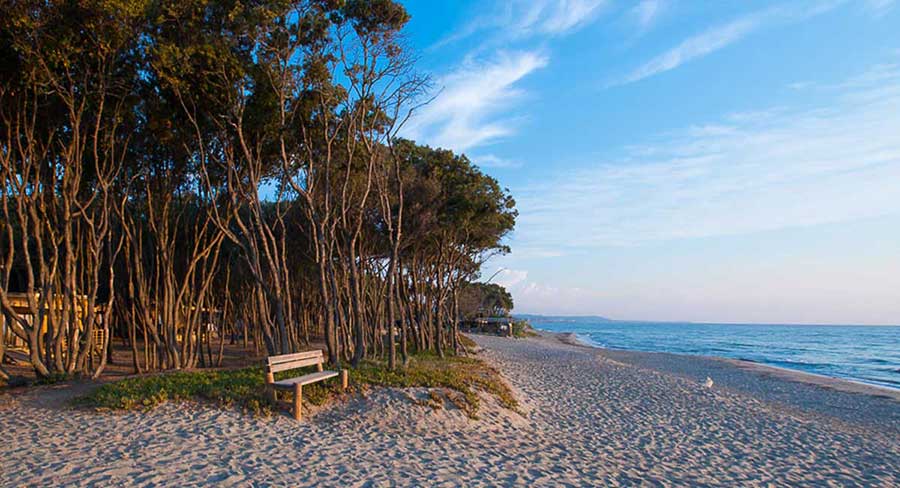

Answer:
[574,333,605,348]
[769,359,831,369]
[533,320,899,389]
[857,375,900,387]
[867,358,896,365]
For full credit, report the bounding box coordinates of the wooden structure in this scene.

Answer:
[1,292,105,357]
[265,350,348,421]
[175,306,223,342]
[462,316,513,337]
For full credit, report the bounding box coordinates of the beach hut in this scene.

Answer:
[1,292,105,357]
[462,316,513,337]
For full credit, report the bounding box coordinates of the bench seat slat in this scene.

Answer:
[268,357,322,373]
[272,370,339,389]
[267,350,323,366]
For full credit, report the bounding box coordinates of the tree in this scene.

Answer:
[459,283,514,319]
[0,0,143,378]
[0,0,516,379]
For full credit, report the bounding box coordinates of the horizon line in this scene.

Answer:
[513,313,900,327]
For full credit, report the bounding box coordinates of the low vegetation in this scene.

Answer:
[353,354,517,419]
[77,353,516,420]
[76,368,280,416]
[458,334,479,350]
[513,320,539,338]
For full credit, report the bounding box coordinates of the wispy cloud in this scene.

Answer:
[418,1,609,155]
[494,268,529,288]
[537,0,608,34]
[616,11,767,85]
[433,0,607,49]
[631,0,668,33]
[492,268,605,315]
[613,1,858,86]
[866,0,897,16]
[404,51,548,152]
[472,154,523,169]
[516,63,900,248]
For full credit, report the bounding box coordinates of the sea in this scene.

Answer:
[523,316,900,391]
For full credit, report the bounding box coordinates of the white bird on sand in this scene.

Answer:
[704,376,714,388]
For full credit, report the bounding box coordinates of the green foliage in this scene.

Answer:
[272,367,343,407]
[77,367,277,416]
[512,320,538,338]
[76,354,517,420]
[343,0,410,36]
[395,140,517,258]
[459,282,514,319]
[1,0,519,378]
[32,372,72,386]
[352,354,517,419]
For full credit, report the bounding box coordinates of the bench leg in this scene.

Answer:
[266,372,276,403]
[341,369,349,390]
[293,383,302,421]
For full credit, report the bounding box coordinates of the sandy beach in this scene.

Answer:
[2,333,898,486]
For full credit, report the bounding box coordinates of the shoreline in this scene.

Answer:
[548,330,900,436]
[554,330,900,400]
[2,332,899,485]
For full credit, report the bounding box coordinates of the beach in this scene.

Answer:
[2,333,898,486]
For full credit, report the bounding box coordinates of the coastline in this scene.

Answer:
[2,331,898,485]
[553,330,900,435]
[556,330,900,400]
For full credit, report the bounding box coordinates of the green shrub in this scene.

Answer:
[77,367,277,416]
[512,320,538,338]
[352,353,517,419]
[33,372,71,386]
[76,353,517,420]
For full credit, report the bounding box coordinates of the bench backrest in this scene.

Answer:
[266,350,325,374]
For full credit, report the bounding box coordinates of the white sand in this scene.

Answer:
[1,334,898,486]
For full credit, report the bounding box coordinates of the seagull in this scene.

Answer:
[704,376,714,388]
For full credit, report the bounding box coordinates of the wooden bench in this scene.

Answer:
[265,350,348,421]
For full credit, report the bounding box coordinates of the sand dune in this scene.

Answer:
[1,334,898,486]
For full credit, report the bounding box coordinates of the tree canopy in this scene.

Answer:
[459,283,515,319]
[0,0,516,379]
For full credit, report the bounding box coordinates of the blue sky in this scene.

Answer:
[399,0,900,325]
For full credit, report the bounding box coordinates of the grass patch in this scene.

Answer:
[353,353,517,419]
[76,353,517,420]
[458,333,478,350]
[407,389,445,411]
[76,367,277,416]
[33,372,72,386]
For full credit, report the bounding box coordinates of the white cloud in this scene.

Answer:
[788,81,813,90]
[511,280,607,315]
[866,0,897,16]
[537,0,608,34]
[617,12,765,85]
[473,154,522,169]
[631,0,668,32]
[419,1,610,152]
[493,268,529,288]
[433,0,607,49]
[488,268,606,315]
[516,63,900,248]
[404,51,548,152]
[614,1,853,85]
